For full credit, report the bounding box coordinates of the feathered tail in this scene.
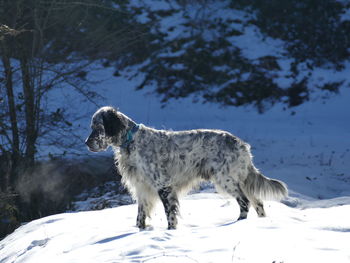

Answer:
[242,165,288,201]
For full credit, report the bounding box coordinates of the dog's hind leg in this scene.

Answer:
[250,197,266,217]
[236,193,250,220]
[158,186,179,230]
[213,173,252,221]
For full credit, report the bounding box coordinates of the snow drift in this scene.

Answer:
[1,193,350,263]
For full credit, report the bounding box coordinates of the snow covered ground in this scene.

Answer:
[1,193,350,263]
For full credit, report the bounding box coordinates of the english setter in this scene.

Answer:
[86,106,288,229]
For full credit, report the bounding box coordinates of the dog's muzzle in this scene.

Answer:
[85,136,100,152]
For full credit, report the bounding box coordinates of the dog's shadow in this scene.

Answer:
[218,220,243,227]
[94,232,136,245]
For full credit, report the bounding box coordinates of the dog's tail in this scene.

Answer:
[242,165,288,201]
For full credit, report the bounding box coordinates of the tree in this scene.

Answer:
[0,3,93,189]
[0,0,150,190]
[0,0,155,239]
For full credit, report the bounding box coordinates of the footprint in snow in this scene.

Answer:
[27,238,49,251]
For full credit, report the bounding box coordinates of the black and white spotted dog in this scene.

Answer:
[85,106,288,230]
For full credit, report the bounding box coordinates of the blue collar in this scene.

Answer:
[121,124,140,149]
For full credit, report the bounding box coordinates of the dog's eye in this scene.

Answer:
[91,123,104,130]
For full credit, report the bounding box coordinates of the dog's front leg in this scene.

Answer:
[136,203,146,229]
[158,187,179,230]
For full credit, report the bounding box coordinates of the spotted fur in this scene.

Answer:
[86,106,288,230]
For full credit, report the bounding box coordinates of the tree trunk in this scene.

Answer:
[20,55,37,167]
[1,42,20,188]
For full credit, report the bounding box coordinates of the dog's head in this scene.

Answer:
[85,107,127,152]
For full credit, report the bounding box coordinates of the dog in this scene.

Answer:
[85,106,288,229]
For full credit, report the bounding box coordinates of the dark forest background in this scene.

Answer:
[1,0,349,238]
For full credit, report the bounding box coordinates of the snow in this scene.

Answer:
[340,6,350,22]
[1,193,350,263]
[232,25,286,61]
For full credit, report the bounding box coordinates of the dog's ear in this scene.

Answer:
[102,109,125,137]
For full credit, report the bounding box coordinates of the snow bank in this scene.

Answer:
[1,193,349,263]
